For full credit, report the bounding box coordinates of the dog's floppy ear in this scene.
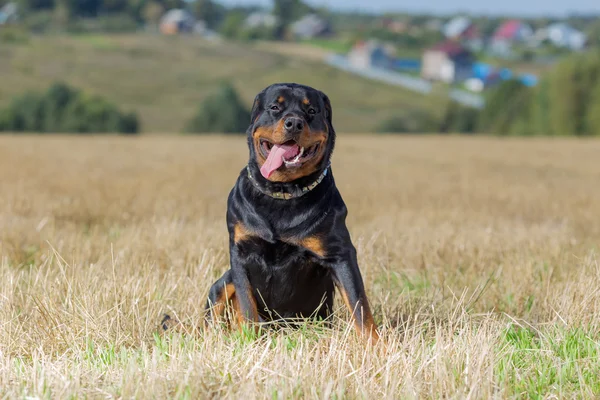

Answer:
[250,90,265,123]
[320,91,332,126]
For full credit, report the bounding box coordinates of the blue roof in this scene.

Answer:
[499,68,512,80]
[519,74,538,87]
[472,63,493,79]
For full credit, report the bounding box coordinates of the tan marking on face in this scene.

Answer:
[302,98,310,105]
[252,120,328,182]
[252,120,288,147]
[277,96,285,103]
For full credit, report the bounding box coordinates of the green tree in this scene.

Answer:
[219,10,245,39]
[528,78,551,135]
[547,58,580,135]
[587,20,600,47]
[478,80,532,135]
[0,82,139,134]
[52,0,73,27]
[439,102,480,134]
[546,52,600,135]
[141,0,164,27]
[159,0,184,10]
[272,0,310,39]
[18,0,55,11]
[586,79,600,135]
[192,0,224,29]
[42,82,80,131]
[100,0,128,13]
[475,51,600,136]
[185,82,250,134]
[2,92,45,131]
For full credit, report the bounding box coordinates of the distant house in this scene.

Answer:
[465,63,503,92]
[381,18,408,34]
[442,16,482,51]
[393,58,421,72]
[0,2,17,25]
[347,40,395,70]
[425,19,443,32]
[536,23,587,50]
[244,12,278,29]
[465,75,500,92]
[493,20,533,42]
[421,41,474,83]
[159,9,196,34]
[466,62,537,92]
[291,14,332,39]
[489,20,533,57]
[444,16,474,39]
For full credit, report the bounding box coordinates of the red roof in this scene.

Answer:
[493,20,523,40]
[462,24,480,40]
[428,41,470,57]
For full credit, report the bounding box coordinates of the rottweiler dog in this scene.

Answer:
[164,83,378,341]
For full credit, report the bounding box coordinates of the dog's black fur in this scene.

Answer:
[198,83,378,340]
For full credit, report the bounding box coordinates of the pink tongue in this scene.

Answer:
[260,143,299,179]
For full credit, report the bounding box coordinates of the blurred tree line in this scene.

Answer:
[0,82,139,134]
[15,0,230,32]
[480,51,600,136]
[14,0,316,39]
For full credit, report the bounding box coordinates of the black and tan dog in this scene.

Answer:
[163,83,378,341]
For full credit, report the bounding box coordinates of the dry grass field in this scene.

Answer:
[1,134,599,399]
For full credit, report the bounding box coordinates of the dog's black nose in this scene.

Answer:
[283,117,304,134]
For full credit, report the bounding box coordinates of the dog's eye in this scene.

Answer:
[308,108,317,115]
[270,105,280,111]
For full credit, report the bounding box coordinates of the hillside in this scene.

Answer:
[0,35,445,133]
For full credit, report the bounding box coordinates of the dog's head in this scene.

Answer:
[246,83,335,183]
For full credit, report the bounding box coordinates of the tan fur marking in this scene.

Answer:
[212,283,236,320]
[253,121,328,183]
[302,98,310,105]
[234,222,252,243]
[231,289,260,334]
[300,236,326,257]
[277,96,285,103]
[337,285,379,342]
[253,120,288,145]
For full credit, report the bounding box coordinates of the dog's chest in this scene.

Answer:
[254,239,318,269]
[245,238,333,313]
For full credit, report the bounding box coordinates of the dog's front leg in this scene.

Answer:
[229,246,260,331]
[331,245,379,342]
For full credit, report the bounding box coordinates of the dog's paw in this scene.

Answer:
[160,313,181,332]
[160,313,202,337]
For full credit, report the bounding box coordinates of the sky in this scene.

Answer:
[218,0,600,17]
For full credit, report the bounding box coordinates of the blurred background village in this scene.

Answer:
[1,0,599,135]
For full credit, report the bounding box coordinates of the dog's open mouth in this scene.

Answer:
[259,139,320,179]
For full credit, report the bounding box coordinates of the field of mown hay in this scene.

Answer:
[0,135,599,398]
